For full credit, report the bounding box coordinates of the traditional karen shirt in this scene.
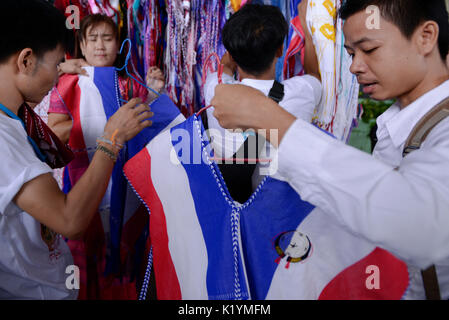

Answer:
[124,95,412,300]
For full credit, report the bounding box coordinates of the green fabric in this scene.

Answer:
[348,119,375,154]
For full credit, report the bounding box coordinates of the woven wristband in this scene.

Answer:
[96,144,118,162]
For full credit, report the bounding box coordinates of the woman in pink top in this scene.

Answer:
[47,14,164,300]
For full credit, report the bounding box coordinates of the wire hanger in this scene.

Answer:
[116,38,161,104]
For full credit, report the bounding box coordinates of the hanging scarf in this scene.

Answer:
[18,103,74,169]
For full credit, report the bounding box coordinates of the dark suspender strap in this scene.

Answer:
[421,266,441,300]
[402,96,449,300]
[403,96,449,157]
[268,80,285,103]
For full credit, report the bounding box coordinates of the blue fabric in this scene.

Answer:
[93,67,172,275]
[239,179,314,299]
[170,116,250,300]
[168,115,318,300]
[93,67,126,275]
[62,166,71,194]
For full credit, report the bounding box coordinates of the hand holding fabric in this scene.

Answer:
[58,59,89,76]
[104,98,154,145]
[210,84,296,146]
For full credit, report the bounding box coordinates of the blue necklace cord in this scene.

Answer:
[0,103,47,162]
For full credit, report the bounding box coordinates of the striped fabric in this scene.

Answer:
[124,96,411,300]
[54,66,153,299]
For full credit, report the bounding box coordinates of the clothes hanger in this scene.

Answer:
[116,38,161,103]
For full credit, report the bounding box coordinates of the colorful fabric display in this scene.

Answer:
[304,0,359,141]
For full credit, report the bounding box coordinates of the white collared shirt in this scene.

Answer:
[204,72,321,159]
[277,79,449,299]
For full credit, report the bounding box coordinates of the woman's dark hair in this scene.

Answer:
[339,0,449,60]
[0,0,70,63]
[76,14,126,72]
[222,4,289,76]
[78,14,119,44]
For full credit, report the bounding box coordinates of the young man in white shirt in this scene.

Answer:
[0,0,152,299]
[210,0,449,299]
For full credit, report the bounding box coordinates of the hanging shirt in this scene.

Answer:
[46,67,152,299]
[124,94,412,300]
[277,79,449,299]
[0,113,76,300]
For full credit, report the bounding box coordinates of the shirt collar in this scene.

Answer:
[379,79,449,149]
[240,78,275,94]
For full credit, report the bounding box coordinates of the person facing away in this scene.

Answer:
[0,0,152,300]
[210,0,449,299]
[203,3,322,203]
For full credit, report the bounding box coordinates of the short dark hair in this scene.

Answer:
[0,0,69,64]
[222,4,288,76]
[78,14,119,43]
[339,0,449,60]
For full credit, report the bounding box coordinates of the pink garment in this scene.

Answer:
[48,74,148,115]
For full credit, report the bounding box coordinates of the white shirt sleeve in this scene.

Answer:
[0,121,52,214]
[281,75,322,123]
[277,118,449,269]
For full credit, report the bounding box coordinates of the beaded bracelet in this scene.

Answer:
[96,144,118,163]
[97,129,124,151]
[97,136,123,150]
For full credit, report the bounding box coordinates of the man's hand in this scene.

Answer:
[210,84,296,146]
[104,98,154,145]
[58,59,89,76]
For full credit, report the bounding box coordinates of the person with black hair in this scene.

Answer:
[204,4,321,198]
[48,14,164,144]
[0,0,152,299]
[210,0,449,299]
[45,13,165,300]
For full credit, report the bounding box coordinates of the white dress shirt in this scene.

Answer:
[277,79,449,299]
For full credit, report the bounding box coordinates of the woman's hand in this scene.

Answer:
[146,66,165,93]
[103,98,154,145]
[57,59,89,76]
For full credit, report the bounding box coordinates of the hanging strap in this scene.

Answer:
[421,266,441,300]
[0,103,47,162]
[402,96,449,300]
[268,80,285,103]
[403,96,449,157]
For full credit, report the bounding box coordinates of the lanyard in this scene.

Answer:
[0,103,47,162]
